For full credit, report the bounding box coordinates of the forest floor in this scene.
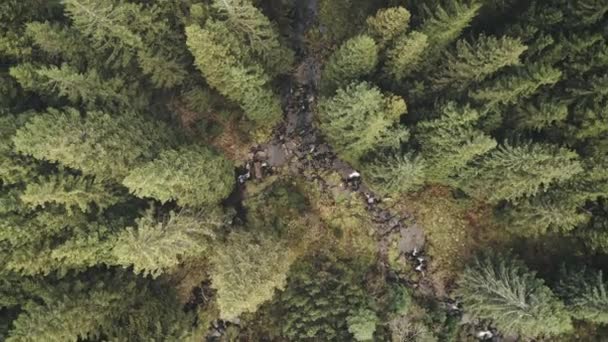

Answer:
[229,0,458,299]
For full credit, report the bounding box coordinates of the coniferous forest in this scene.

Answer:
[1,0,608,340]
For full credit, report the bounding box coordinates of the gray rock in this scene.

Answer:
[398,224,425,254]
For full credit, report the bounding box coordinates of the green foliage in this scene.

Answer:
[419,0,483,68]
[417,103,497,183]
[347,308,379,341]
[365,154,426,196]
[10,63,136,111]
[556,266,608,324]
[112,207,224,277]
[512,96,569,130]
[432,34,527,91]
[385,31,429,81]
[185,22,282,128]
[211,0,294,76]
[12,108,172,180]
[5,272,198,341]
[211,231,295,319]
[461,142,583,203]
[63,0,187,88]
[456,252,572,337]
[123,146,234,207]
[318,82,408,164]
[272,255,372,340]
[21,173,120,214]
[321,35,378,95]
[500,190,589,237]
[365,7,411,46]
[470,63,562,108]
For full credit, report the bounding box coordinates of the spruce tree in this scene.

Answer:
[211,231,295,319]
[416,103,497,183]
[365,154,426,196]
[384,31,428,81]
[211,0,294,76]
[123,145,234,207]
[321,35,378,95]
[12,108,172,181]
[469,63,562,109]
[456,253,572,337]
[501,190,589,237]
[9,63,136,112]
[20,173,120,214]
[512,96,569,131]
[318,82,408,164]
[365,7,411,47]
[461,142,583,203]
[185,22,282,128]
[556,266,608,324]
[112,207,224,278]
[431,34,527,92]
[418,0,483,69]
[63,0,187,87]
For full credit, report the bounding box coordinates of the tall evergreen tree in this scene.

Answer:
[418,0,483,69]
[185,22,282,128]
[461,142,583,203]
[63,0,187,88]
[321,35,378,95]
[20,173,120,214]
[365,154,426,196]
[211,0,294,76]
[211,231,295,319]
[12,108,172,181]
[123,146,234,207]
[384,31,428,81]
[365,7,411,47]
[469,63,562,109]
[556,266,608,324]
[456,253,572,337]
[112,207,224,278]
[416,103,497,183]
[10,63,137,111]
[431,34,527,92]
[318,82,408,164]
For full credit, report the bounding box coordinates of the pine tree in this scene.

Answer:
[321,35,378,95]
[416,103,497,183]
[555,266,608,324]
[63,0,187,88]
[456,252,572,337]
[418,0,483,69]
[9,63,137,111]
[461,142,583,203]
[211,0,294,76]
[385,31,428,81]
[347,308,379,341]
[318,82,408,164]
[185,22,282,128]
[469,63,562,109]
[6,271,198,341]
[512,96,569,131]
[112,207,224,278]
[12,108,172,181]
[364,154,426,196]
[500,189,589,237]
[211,231,295,319]
[431,34,527,91]
[365,7,411,47]
[123,145,234,207]
[20,173,120,214]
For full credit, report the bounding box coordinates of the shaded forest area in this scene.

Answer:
[1,0,608,341]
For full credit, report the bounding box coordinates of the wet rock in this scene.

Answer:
[253,162,263,179]
[399,224,425,254]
